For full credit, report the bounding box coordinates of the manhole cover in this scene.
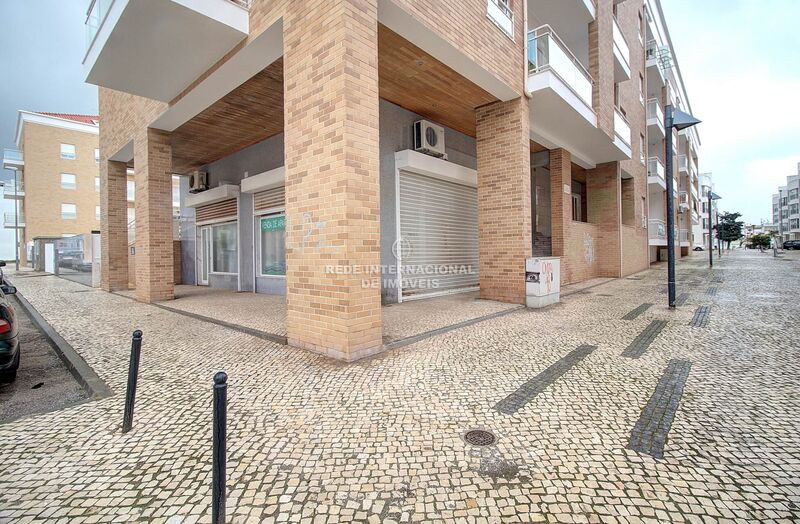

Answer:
[464,429,496,447]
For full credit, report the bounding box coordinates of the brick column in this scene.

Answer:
[549,148,573,281]
[589,0,615,137]
[587,162,621,277]
[101,159,129,291]
[133,128,174,303]
[283,0,382,361]
[476,97,532,304]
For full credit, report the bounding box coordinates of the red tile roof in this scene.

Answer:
[34,112,99,125]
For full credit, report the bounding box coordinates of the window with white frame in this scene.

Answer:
[127,180,135,201]
[211,222,238,274]
[95,148,100,163]
[61,203,77,219]
[259,213,286,276]
[60,143,76,160]
[60,173,76,190]
[95,205,101,221]
[95,177,100,191]
[639,74,645,105]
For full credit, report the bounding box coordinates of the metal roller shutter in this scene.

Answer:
[398,170,479,300]
[253,186,285,212]
[196,198,237,224]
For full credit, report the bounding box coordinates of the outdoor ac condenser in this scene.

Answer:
[188,171,208,193]
[413,120,446,158]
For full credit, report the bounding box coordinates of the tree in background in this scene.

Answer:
[749,233,771,250]
[713,212,744,250]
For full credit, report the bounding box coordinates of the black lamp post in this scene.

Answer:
[664,105,701,308]
[708,191,721,267]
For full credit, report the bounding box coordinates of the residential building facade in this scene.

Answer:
[2,112,108,266]
[697,172,718,250]
[643,0,701,263]
[771,163,800,244]
[85,0,698,360]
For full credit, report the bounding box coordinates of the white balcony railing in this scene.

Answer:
[528,25,593,106]
[647,157,665,181]
[3,148,23,164]
[679,191,689,206]
[3,213,24,227]
[679,229,690,242]
[612,16,630,72]
[646,98,664,124]
[646,40,658,61]
[648,219,666,240]
[678,155,688,173]
[3,182,24,197]
[614,109,631,146]
[488,0,514,37]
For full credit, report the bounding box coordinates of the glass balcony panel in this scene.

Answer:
[528,26,593,106]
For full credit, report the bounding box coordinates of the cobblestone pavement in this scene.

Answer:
[120,285,520,344]
[1,248,799,523]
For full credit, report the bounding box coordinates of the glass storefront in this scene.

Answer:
[259,214,285,276]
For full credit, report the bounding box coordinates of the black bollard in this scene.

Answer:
[212,371,227,524]
[121,330,143,433]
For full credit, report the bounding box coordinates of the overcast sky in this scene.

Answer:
[0,1,796,259]
[0,0,97,259]
[662,0,800,224]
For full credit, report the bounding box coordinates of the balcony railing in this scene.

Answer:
[648,219,666,240]
[4,213,24,227]
[3,182,24,196]
[612,17,630,71]
[646,40,658,61]
[647,157,665,181]
[3,148,23,164]
[528,25,593,106]
[678,155,688,173]
[614,109,631,146]
[646,98,664,124]
[679,229,689,242]
[679,191,689,206]
[488,0,514,37]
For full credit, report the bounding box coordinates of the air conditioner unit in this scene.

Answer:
[413,120,446,158]
[188,171,208,193]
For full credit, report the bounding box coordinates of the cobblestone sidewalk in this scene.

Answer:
[0,249,798,523]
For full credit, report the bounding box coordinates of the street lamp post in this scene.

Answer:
[664,105,701,308]
[708,191,721,267]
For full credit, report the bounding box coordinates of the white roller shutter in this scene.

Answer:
[398,170,479,299]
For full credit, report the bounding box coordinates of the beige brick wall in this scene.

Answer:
[133,128,174,302]
[476,97,531,303]
[20,122,100,264]
[589,0,616,138]
[100,160,129,291]
[283,0,382,361]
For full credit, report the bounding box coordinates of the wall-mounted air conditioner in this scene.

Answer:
[189,171,208,193]
[413,120,446,158]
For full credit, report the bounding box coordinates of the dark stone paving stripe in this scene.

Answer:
[675,293,689,306]
[627,359,692,459]
[706,286,717,296]
[494,345,595,415]
[621,320,668,359]
[622,303,653,320]
[689,305,710,328]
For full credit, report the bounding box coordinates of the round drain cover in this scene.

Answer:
[464,429,496,447]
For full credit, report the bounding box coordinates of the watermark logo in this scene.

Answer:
[392,236,413,261]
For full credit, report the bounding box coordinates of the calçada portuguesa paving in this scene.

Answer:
[1,248,799,523]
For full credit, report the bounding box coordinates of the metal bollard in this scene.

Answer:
[122,330,143,433]
[212,371,228,524]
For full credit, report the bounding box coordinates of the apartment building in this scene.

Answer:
[696,172,718,249]
[84,0,695,360]
[2,111,109,266]
[643,0,701,263]
[770,163,800,244]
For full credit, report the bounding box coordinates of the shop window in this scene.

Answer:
[259,214,286,276]
[212,222,237,274]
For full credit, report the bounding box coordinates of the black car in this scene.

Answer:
[0,262,19,382]
[783,240,800,250]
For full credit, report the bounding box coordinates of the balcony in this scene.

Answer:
[3,182,24,199]
[3,213,24,229]
[678,155,689,174]
[646,98,665,139]
[612,17,631,81]
[527,25,631,166]
[487,0,514,37]
[645,40,666,95]
[2,149,23,171]
[647,157,666,190]
[614,108,632,155]
[83,0,250,102]
[648,219,667,246]
[678,191,690,211]
[691,207,700,225]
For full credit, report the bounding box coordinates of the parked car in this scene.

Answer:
[693,246,704,251]
[0,262,19,382]
[783,240,800,250]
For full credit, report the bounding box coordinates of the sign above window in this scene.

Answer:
[261,215,285,232]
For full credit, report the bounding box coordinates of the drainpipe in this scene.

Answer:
[523,0,532,99]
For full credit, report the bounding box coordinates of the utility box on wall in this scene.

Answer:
[525,257,561,308]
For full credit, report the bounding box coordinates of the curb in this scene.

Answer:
[10,283,114,400]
